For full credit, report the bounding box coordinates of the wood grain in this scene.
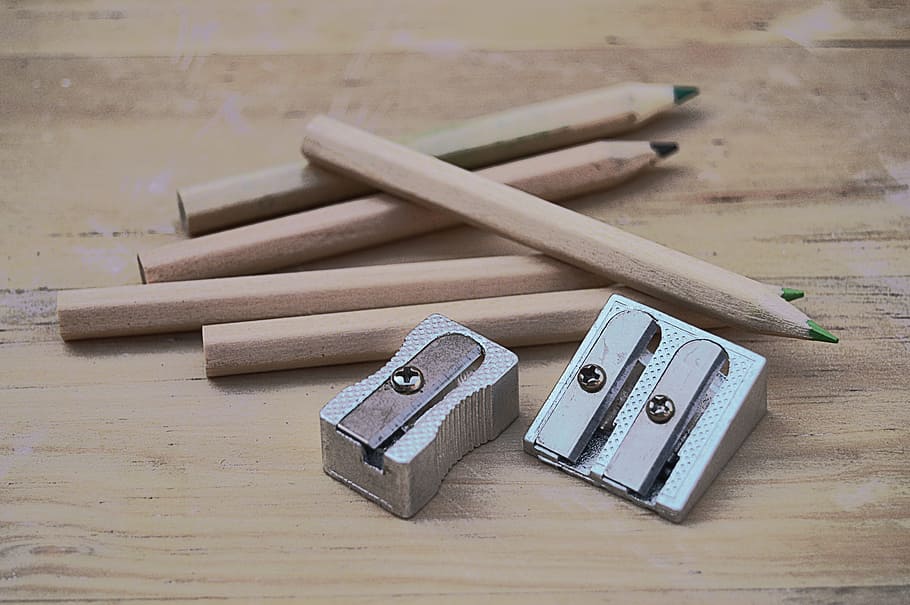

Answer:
[1,1,908,602]
[58,255,605,339]
[141,141,666,282]
[201,287,721,376]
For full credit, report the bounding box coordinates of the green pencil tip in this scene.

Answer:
[650,142,679,158]
[807,320,839,344]
[673,85,700,104]
[780,287,805,302]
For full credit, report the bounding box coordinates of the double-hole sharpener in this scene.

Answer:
[524,295,767,522]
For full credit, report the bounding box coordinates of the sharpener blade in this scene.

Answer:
[603,340,728,495]
[535,310,657,463]
[338,334,483,451]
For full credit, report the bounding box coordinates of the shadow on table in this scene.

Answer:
[62,330,202,356]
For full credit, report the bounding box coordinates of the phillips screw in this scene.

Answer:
[646,394,675,424]
[390,365,424,394]
[577,364,607,393]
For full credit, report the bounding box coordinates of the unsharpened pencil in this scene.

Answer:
[178,83,698,234]
[141,140,676,282]
[202,287,723,377]
[300,116,838,342]
[57,255,606,340]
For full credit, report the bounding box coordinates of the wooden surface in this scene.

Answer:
[1,1,908,602]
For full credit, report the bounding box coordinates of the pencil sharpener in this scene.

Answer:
[524,295,767,522]
[320,314,519,518]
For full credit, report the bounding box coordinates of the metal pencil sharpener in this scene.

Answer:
[524,295,767,522]
[320,314,519,518]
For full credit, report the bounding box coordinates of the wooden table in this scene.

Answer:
[2,2,908,601]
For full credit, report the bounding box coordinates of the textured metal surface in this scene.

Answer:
[604,340,728,495]
[321,314,519,518]
[524,294,767,522]
[535,309,657,464]
[338,334,483,450]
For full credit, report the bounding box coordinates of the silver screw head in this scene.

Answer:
[390,365,424,394]
[646,394,675,424]
[577,364,606,393]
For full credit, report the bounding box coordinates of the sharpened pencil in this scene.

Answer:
[300,116,838,342]
[141,140,676,282]
[178,83,698,234]
[62,253,802,341]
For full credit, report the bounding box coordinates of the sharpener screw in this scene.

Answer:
[577,364,606,393]
[646,394,675,424]
[391,365,424,394]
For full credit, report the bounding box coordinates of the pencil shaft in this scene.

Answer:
[179,82,681,234]
[143,141,661,283]
[202,287,722,376]
[301,116,815,339]
[58,255,605,340]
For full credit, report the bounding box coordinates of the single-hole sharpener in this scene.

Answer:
[320,314,519,518]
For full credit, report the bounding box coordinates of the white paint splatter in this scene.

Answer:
[195,93,252,138]
[770,2,851,48]
[834,479,887,511]
[72,244,132,275]
[145,169,175,195]
[881,157,910,212]
[0,289,56,323]
[0,430,48,480]
[171,11,219,71]
[218,93,251,134]
[149,223,177,235]
[327,14,389,119]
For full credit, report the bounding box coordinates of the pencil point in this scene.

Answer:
[673,85,700,105]
[650,142,679,158]
[807,320,839,344]
[780,287,805,302]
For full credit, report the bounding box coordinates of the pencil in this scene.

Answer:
[141,140,676,283]
[202,287,723,376]
[300,116,838,342]
[178,83,698,235]
[57,255,606,340]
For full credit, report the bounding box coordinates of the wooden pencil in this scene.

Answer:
[178,83,698,235]
[141,140,676,283]
[202,287,723,376]
[57,255,606,340]
[300,116,838,343]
